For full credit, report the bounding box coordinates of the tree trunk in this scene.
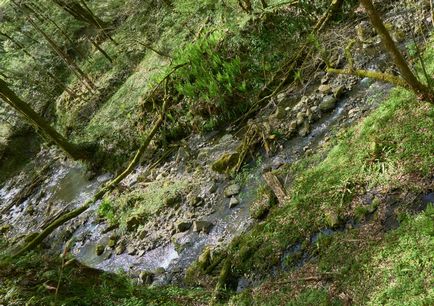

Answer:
[0,79,87,161]
[359,0,433,100]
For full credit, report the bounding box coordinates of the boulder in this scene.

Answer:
[127,245,137,255]
[211,152,240,174]
[176,220,192,232]
[319,96,337,112]
[224,184,241,197]
[193,220,213,234]
[229,197,240,208]
[333,85,345,98]
[95,244,105,256]
[115,244,126,255]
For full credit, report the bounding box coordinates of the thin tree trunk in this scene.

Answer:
[0,79,87,161]
[0,32,78,99]
[27,16,96,91]
[14,98,168,257]
[360,0,433,100]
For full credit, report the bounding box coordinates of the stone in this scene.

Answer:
[139,271,154,285]
[229,197,240,208]
[127,245,137,255]
[318,84,331,93]
[175,220,192,232]
[211,152,240,174]
[289,120,297,129]
[296,112,305,126]
[208,182,218,194]
[115,244,126,255]
[319,96,337,112]
[95,244,105,256]
[193,220,213,234]
[155,267,166,275]
[333,85,345,98]
[224,184,241,197]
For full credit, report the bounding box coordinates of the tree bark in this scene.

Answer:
[359,0,433,100]
[0,79,87,160]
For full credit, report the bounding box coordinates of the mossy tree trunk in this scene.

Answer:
[359,0,434,101]
[0,79,87,161]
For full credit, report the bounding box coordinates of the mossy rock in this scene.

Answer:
[211,152,240,174]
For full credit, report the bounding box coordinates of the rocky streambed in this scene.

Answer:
[1,3,430,288]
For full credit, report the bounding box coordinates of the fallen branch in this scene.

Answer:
[326,67,409,88]
[11,61,194,257]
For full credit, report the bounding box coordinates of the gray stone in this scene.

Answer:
[319,96,337,112]
[318,84,331,93]
[296,112,305,126]
[175,220,192,232]
[193,220,213,234]
[127,245,137,255]
[224,184,241,197]
[115,244,126,255]
[229,197,240,208]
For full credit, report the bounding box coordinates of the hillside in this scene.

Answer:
[0,0,433,305]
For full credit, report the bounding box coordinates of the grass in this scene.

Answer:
[98,178,190,231]
[0,238,210,305]
[181,85,434,305]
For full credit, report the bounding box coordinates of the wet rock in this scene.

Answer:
[176,220,192,232]
[212,152,240,174]
[95,244,105,256]
[115,244,126,255]
[127,245,137,255]
[193,220,213,234]
[229,197,240,208]
[319,95,337,112]
[139,271,154,285]
[224,184,241,197]
[333,85,345,98]
[171,231,191,252]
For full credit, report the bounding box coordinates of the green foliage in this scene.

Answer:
[98,197,116,224]
[165,31,245,116]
